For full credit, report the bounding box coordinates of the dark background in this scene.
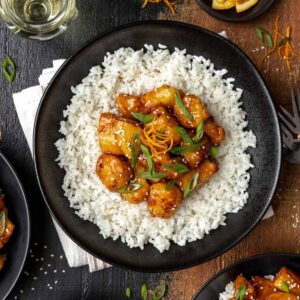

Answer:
[0,1,171,299]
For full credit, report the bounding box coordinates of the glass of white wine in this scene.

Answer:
[0,0,77,40]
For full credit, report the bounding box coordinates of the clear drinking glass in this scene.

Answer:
[0,0,77,40]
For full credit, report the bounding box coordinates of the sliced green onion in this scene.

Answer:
[125,287,131,298]
[277,281,289,293]
[256,27,273,49]
[0,210,6,237]
[166,179,177,190]
[153,283,167,299]
[140,144,154,172]
[141,284,148,300]
[175,91,193,122]
[118,183,142,194]
[2,55,16,83]
[163,163,189,173]
[184,172,199,198]
[131,133,141,168]
[235,285,247,300]
[278,37,289,47]
[194,121,204,142]
[131,112,154,124]
[169,143,201,155]
[210,146,218,157]
[140,171,167,181]
[175,127,194,144]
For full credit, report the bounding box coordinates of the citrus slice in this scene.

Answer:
[212,0,236,10]
[236,0,259,13]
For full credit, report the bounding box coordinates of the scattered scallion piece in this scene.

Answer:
[169,143,202,155]
[140,171,167,180]
[166,179,176,190]
[131,112,154,124]
[256,27,273,49]
[141,284,148,300]
[175,127,194,144]
[125,287,131,298]
[118,183,142,194]
[277,281,289,293]
[174,91,193,122]
[2,55,16,84]
[0,210,6,237]
[235,285,247,300]
[153,283,167,300]
[278,37,290,47]
[163,163,189,173]
[184,172,199,198]
[194,121,204,142]
[210,146,218,157]
[131,133,141,168]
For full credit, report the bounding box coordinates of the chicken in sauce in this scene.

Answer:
[97,85,225,218]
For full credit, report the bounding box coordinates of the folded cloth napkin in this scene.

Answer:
[12,36,274,272]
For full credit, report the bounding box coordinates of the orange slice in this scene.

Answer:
[212,0,236,10]
[236,0,259,13]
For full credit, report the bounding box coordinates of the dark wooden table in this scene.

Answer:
[1,0,299,299]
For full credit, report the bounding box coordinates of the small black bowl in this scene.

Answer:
[193,253,300,299]
[0,151,30,299]
[196,0,276,22]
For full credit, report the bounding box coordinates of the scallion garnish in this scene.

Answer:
[235,285,247,300]
[166,179,177,190]
[153,283,167,299]
[163,163,189,173]
[118,183,142,194]
[256,27,273,49]
[141,284,148,300]
[125,287,131,298]
[169,143,202,155]
[2,55,16,83]
[194,121,204,142]
[184,172,199,198]
[131,133,141,168]
[131,112,154,124]
[175,91,193,122]
[277,281,289,293]
[0,210,6,237]
[210,146,218,157]
[140,144,167,180]
[175,127,194,144]
[278,37,289,47]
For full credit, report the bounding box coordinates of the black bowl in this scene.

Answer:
[0,151,30,299]
[193,253,300,299]
[196,0,276,22]
[34,21,281,272]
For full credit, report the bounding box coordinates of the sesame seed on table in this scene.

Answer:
[0,0,300,299]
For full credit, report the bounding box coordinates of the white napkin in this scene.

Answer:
[13,59,110,273]
[12,39,274,272]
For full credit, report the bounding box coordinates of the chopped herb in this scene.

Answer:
[175,127,194,144]
[169,143,201,155]
[256,27,273,49]
[118,183,142,194]
[141,284,148,300]
[125,287,131,298]
[153,283,167,299]
[175,91,193,122]
[184,172,199,198]
[131,112,154,124]
[278,37,290,47]
[277,281,289,293]
[131,133,141,168]
[2,55,16,83]
[166,179,176,190]
[210,146,218,157]
[0,210,6,237]
[140,144,167,180]
[235,285,247,300]
[194,121,204,142]
[163,163,189,173]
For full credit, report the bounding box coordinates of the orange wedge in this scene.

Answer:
[236,0,259,13]
[212,0,236,10]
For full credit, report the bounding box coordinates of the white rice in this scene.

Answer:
[55,45,257,252]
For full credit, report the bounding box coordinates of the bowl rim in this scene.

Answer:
[0,150,31,299]
[192,252,300,299]
[195,0,276,23]
[33,20,282,272]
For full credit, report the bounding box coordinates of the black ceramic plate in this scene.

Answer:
[193,253,300,299]
[196,0,276,22]
[0,151,30,299]
[34,21,281,272]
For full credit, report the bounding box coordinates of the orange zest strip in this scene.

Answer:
[260,16,298,71]
[141,123,174,158]
[142,0,176,14]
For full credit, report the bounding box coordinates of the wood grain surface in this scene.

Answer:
[1,0,299,299]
